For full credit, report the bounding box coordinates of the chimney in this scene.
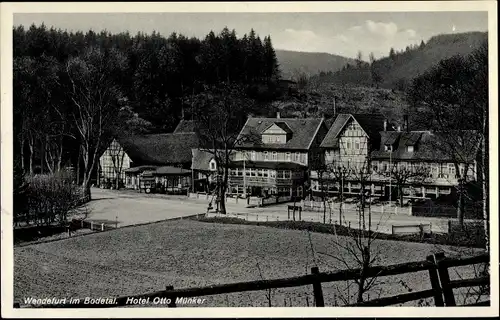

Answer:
[403,115,409,132]
[276,112,281,119]
[383,119,387,131]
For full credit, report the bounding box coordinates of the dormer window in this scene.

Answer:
[407,145,414,152]
[209,159,217,171]
[384,144,393,152]
[261,122,292,145]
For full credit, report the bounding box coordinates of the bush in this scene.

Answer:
[21,171,86,226]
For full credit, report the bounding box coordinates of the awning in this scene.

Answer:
[154,166,191,176]
[124,165,159,173]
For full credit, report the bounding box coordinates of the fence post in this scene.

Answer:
[90,221,93,230]
[101,223,104,231]
[288,207,290,220]
[434,252,456,306]
[299,207,302,221]
[165,285,176,308]
[426,254,445,306]
[311,267,325,307]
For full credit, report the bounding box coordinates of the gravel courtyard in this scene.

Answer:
[14,219,485,308]
[83,188,455,234]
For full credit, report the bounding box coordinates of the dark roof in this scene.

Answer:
[118,133,199,165]
[173,120,197,133]
[320,114,350,148]
[124,165,159,173]
[230,160,307,170]
[320,113,389,149]
[237,117,324,150]
[380,131,401,146]
[272,121,293,134]
[371,131,480,162]
[191,149,214,171]
[154,166,191,176]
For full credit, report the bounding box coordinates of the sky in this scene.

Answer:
[13,11,488,59]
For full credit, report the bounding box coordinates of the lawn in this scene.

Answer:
[14,220,486,307]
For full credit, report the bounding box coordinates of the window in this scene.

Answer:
[448,163,456,177]
[263,170,269,178]
[295,152,300,162]
[251,151,256,161]
[210,160,216,171]
[384,144,392,152]
[270,170,276,178]
[372,161,379,172]
[407,145,414,152]
[284,170,291,179]
[285,152,291,161]
[237,169,243,176]
[264,151,269,160]
[257,169,263,177]
[355,141,360,150]
[275,136,281,143]
[272,152,277,161]
[251,169,257,177]
[346,141,351,149]
[246,169,251,177]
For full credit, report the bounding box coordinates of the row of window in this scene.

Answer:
[371,161,465,178]
[229,168,293,179]
[384,145,415,152]
[241,151,304,163]
[262,134,286,144]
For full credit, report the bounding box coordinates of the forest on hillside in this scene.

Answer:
[13,24,283,182]
[310,32,488,90]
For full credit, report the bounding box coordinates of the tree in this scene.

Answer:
[356,51,363,68]
[189,83,260,214]
[368,52,383,88]
[263,35,280,81]
[384,162,430,206]
[408,44,488,239]
[317,159,384,304]
[389,47,396,60]
[64,47,129,198]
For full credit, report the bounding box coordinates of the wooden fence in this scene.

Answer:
[24,252,489,308]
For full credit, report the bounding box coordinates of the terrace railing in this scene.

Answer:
[24,252,489,308]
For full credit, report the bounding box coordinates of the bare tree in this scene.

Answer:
[189,83,259,214]
[318,159,384,304]
[384,161,430,206]
[64,47,128,199]
[408,47,487,231]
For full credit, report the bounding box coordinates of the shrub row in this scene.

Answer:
[194,216,486,249]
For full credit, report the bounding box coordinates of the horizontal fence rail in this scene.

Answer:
[23,252,489,309]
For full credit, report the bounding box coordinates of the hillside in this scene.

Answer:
[311,32,488,89]
[276,49,355,80]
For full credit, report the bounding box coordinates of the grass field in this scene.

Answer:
[14,220,486,307]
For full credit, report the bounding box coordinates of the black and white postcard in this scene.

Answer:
[1,1,498,318]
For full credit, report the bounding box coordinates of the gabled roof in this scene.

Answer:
[268,121,293,134]
[173,120,197,133]
[236,117,324,150]
[118,133,199,165]
[371,130,480,162]
[191,149,214,171]
[320,114,387,149]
